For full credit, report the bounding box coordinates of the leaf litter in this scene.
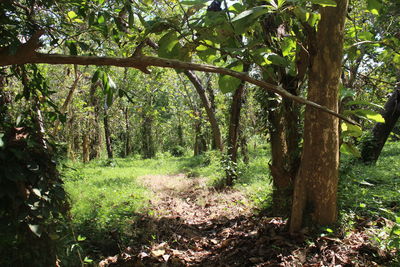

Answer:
[99,174,396,266]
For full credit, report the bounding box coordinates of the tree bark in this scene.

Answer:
[104,104,113,159]
[141,115,155,159]
[290,0,348,232]
[361,84,400,164]
[52,67,82,136]
[124,107,131,157]
[184,70,224,151]
[226,65,249,186]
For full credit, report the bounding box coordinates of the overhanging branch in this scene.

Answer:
[0,52,357,125]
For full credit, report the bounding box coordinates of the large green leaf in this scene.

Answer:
[218,62,243,94]
[232,6,270,34]
[158,32,181,59]
[353,109,385,123]
[341,122,362,137]
[345,100,383,109]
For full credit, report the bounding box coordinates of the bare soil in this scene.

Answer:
[99,174,396,267]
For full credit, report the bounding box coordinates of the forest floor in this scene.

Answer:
[98,173,396,267]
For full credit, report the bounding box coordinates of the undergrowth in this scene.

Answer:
[339,142,400,263]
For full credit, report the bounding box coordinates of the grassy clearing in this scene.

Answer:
[60,146,272,245]
[59,142,400,263]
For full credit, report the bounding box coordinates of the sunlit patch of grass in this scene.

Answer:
[339,142,400,220]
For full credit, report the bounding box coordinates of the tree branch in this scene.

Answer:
[0,52,357,125]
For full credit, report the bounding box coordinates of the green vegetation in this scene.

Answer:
[59,142,400,263]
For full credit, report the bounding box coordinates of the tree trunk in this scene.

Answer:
[82,134,90,163]
[141,115,155,159]
[184,70,224,152]
[361,84,400,164]
[290,0,348,232]
[226,65,249,186]
[124,107,131,157]
[194,112,207,156]
[89,82,102,159]
[104,104,113,159]
[52,67,81,136]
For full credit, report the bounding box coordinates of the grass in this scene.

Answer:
[59,141,400,263]
[339,142,400,220]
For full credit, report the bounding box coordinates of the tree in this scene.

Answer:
[361,82,400,163]
[290,0,348,232]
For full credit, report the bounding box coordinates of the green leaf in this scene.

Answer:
[231,5,269,22]
[84,257,93,263]
[310,0,337,7]
[158,32,181,59]
[92,69,101,83]
[359,203,366,208]
[341,122,362,137]
[281,38,296,57]
[345,100,383,109]
[67,11,78,20]
[367,0,381,15]
[267,54,289,67]
[293,7,309,23]
[340,143,361,158]
[353,109,385,123]
[98,15,105,24]
[28,224,42,238]
[181,0,209,5]
[218,62,243,94]
[77,235,86,241]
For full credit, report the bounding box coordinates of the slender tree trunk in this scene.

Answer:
[177,123,184,147]
[193,111,207,156]
[290,0,348,232]
[141,115,155,159]
[82,134,90,163]
[52,67,81,136]
[89,82,102,159]
[184,70,224,152]
[361,84,400,163]
[124,107,131,157]
[226,65,249,186]
[104,104,113,159]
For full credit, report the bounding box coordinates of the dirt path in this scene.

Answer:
[100,174,395,267]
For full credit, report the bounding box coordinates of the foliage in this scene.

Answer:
[339,142,400,262]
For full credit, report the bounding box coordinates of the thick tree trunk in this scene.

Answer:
[290,0,348,232]
[361,85,400,163]
[184,70,224,151]
[104,104,113,159]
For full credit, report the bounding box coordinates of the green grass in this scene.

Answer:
[59,141,400,263]
[339,142,400,220]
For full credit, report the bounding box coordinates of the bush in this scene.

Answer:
[170,145,185,157]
